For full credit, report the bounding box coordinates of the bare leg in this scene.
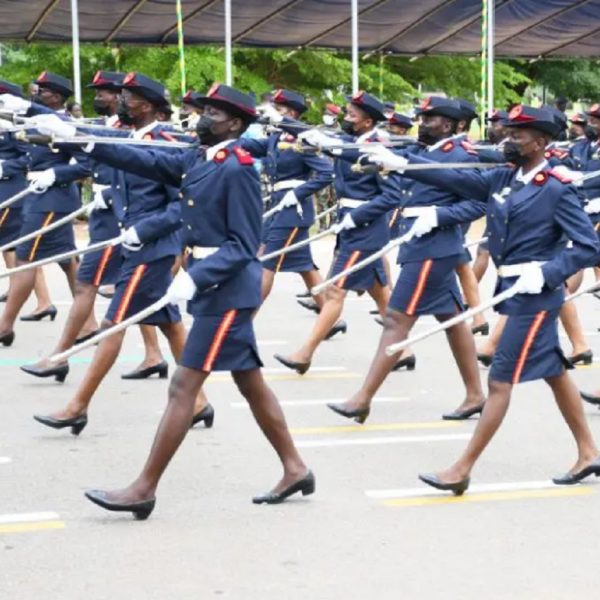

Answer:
[441,315,486,411]
[283,285,347,363]
[566,271,583,294]
[0,265,37,334]
[432,378,512,482]
[129,325,166,371]
[340,308,418,412]
[58,259,78,296]
[479,315,507,356]
[381,255,393,291]
[547,372,599,473]
[456,263,486,328]
[261,269,276,303]
[32,267,53,312]
[472,247,490,283]
[300,270,324,308]
[560,301,590,357]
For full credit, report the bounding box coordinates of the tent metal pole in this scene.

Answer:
[70,0,82,103]
[480,0,487,133]
[486,0,495,117]
[351,0,359,93]
[225,0,232,85]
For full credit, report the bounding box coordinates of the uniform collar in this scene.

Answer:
[206,139,237,161]
[356,129,376,144]
[132,120,159,139]
[427,135,454,152]
[515,159,548,185]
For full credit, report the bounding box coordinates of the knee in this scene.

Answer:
[233,373,254,399]
[168,369,191,402]
[488,378,512,398]
[325,286,344,304]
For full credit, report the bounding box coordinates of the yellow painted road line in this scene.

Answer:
[383,487,593,507]
[231,396,409,408]
[0,521,65,534]
[208,372,361,383]
[295,433,471,449]
[290,421,461,435]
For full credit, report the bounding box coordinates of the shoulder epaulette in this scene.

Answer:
[442,141,455,153]
[232,146,254,166]
[548,168,575,184]
[159,131,176,142]
[213,148,229,163]
[460,140,478,156]
[533,171,549,186]
[552,148,569,160]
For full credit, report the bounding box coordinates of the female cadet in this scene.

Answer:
[366,105,600,493]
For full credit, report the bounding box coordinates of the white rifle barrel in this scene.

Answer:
[260,227,335,262]
[48,296,172,363]
[315,205,337,221]
[0,205,88,253]
[0,236,122,278]
[0,186,34,212]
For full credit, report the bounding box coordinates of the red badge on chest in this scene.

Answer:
[533,171,548,186]
[213,149,229,163]
[442,141,454,153]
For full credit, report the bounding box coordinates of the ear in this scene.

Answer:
[230,116,244,135]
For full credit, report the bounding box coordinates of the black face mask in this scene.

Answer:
[195,115,231,146]
[116,99,135,126]
[503,141,528,166]
[417,125,440,146]
[584,125,598,142]
[341,120,355,135]
[93,99,112,117]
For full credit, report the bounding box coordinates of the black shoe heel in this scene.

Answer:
[418,473,470,496]
[552,455,600,485]
[0,331,15,347]
[327,402,370,424]
[580,390,600,406]
[392,354,416,371]
[20,363,69,383]
[274,353,311,375]
[121,361,169,380]
[477,352,493,367]
[569,350,593,366]
[84,490,156,520]
[252,470,315,504]
[324,320,347,341]
[191,404,215,428]
[33,413,88,436]
[20,305,58,322]
[471,322,489,336]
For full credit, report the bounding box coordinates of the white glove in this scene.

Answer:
[28,168,56,192]
[167,270,196,303]
[298,129,342,149]
[86,189,109,215]
[332,212,357,234]
[585,197,600,214]
[260,104,283,125]
[28,114,76,139]
[0,119,14,132]
[516,263,545,294]
[362,145,408,171]
[278,190,303,217]
[0,94,31,115]
[121,227,143,251]
[410,207,438,237]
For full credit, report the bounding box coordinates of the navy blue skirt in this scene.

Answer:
[262,227,316,273]
[490,309,571,384]
[0,207,23,248]
[77,244,122,286]
[15,211,76,263]
[390,255,463,316]
[180,308,263,373]
[105,255,180,325]
[330,247,387,292]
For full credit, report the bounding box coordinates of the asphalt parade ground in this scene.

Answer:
[2,229,600,599]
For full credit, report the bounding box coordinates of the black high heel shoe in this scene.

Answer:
[20,305,57,322]
[274,353,310,375]
[191,404,215,428]
[392,354,416,371]
[580,390,600,406]
[324,320,347,340]
[442,402,485,421]
[471,322,490,336]
[252,470,315,504]
[0,292,7,302]
[326,402,369,424]
[84,490,156,520]
[418,473,470,496]
[568,350,593,366]
[121,361,168,380]
[552,456,600,485]
[297,298,320,314]
[75,329,100,345]
[477,352,493,367]
[296,291,310,298]
[0,331,15,347]
[33,413,88,436]
[20,363,69,383]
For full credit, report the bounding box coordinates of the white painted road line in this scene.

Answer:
[262,366,346,374]
[366,480,560,500]
[0,512,60,524]
[231,396,408,408]
[294,433,470,448]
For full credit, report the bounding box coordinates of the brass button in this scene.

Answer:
[187,199,194,206]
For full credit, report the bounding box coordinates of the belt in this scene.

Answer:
[401,206,438,218]
[188,246,219,260]
[92,183,110,193]
[273,179,306,192]
[497,261,546,278]
[339,198,364,209]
